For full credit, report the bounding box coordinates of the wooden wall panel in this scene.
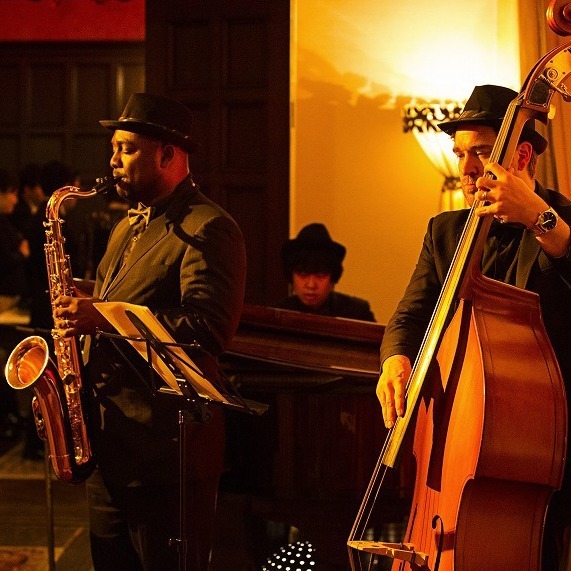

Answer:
[0,43,144,186]
[0,65,20,127]
[171,22,211,89]
[74,64,112,127]
[27,135,65,165]
[30,64,67,126]
[146,0,290,306]
[225,19,268,87]
[0,137,19,172]
[223,103,267,170]
[224,184,267,305]
[120,62,146,108]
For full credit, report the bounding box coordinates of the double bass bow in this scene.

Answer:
[348,4,571,570]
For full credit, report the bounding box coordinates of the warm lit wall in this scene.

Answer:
[291,0,520,324]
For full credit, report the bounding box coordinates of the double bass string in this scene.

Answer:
[348,173,491,570]
[349,426,409,571]
[350,432,393,541]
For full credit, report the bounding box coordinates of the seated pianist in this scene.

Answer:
[222,224,387,569]
[231,225,381,567]
[277,222,376,322]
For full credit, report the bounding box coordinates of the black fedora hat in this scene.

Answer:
[438,84,548,155]
[100,93,198,153]
[282,223,346,262]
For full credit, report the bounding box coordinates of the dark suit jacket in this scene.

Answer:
[278,291,376,321]
[0,215,28,297]
[88,177,247,486]
[380,184,571,388]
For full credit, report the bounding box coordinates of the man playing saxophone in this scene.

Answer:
[51,93,247,571]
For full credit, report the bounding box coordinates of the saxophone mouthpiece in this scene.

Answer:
[93,175,122,195]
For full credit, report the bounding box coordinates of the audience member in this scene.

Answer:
[9,163,45,305]
[28,160,75,331]
[0,169,29,313]
[10,163,45,238]
[0,169,30,443]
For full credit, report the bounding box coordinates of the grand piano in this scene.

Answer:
[220,305,411,569]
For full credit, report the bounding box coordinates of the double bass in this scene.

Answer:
[348,4,571,570]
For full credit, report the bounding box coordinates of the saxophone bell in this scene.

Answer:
[5,335,96,483]
[5,335,49,391]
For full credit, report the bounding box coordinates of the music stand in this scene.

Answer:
[94,302,267,571]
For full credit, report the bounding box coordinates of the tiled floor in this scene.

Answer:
[0,441,92,571]
[0,439,277,571]
[0,437,358,571]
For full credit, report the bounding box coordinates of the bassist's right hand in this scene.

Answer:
[376,354,411,428]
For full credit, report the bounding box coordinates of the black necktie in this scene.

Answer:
[122,204,153,265]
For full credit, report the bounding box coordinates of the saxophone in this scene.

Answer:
[4,175,121,484]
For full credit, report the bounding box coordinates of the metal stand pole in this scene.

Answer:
[170,408,195,571]
[179,409,191,571]
[43,441,56,571]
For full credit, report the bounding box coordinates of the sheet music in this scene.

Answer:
[93,301,228,403]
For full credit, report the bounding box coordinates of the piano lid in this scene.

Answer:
[225,305,384,379]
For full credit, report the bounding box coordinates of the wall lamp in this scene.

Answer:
[403,102,466,211]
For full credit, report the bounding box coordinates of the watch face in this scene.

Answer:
[540,210,558,231]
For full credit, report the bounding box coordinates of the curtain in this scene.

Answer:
[518,0,571,199]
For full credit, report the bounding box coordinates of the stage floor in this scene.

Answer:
[0,440,282,571]
[0,441,92,571]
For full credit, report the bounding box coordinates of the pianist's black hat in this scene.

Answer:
[100,92,198,153]
[282,223,346,283]
[438,84,548,155]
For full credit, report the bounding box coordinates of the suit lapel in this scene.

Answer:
[103,219,169,298]
[98,177,197,299]
[446,204,539,290]
[515,230,541,289]
[98,222,132,299]
[515,183,550,289]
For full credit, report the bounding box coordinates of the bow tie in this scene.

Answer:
[127,204,154,228]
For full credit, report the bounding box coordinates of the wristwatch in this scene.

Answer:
[530,207,558,236]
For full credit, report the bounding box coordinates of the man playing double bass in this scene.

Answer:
[377,84,571,570]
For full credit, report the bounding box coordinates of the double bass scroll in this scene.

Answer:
[547,0,571,36]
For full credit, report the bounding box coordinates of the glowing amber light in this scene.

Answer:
[403,103,467,211]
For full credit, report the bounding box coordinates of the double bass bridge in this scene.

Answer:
[347,540,429,568]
